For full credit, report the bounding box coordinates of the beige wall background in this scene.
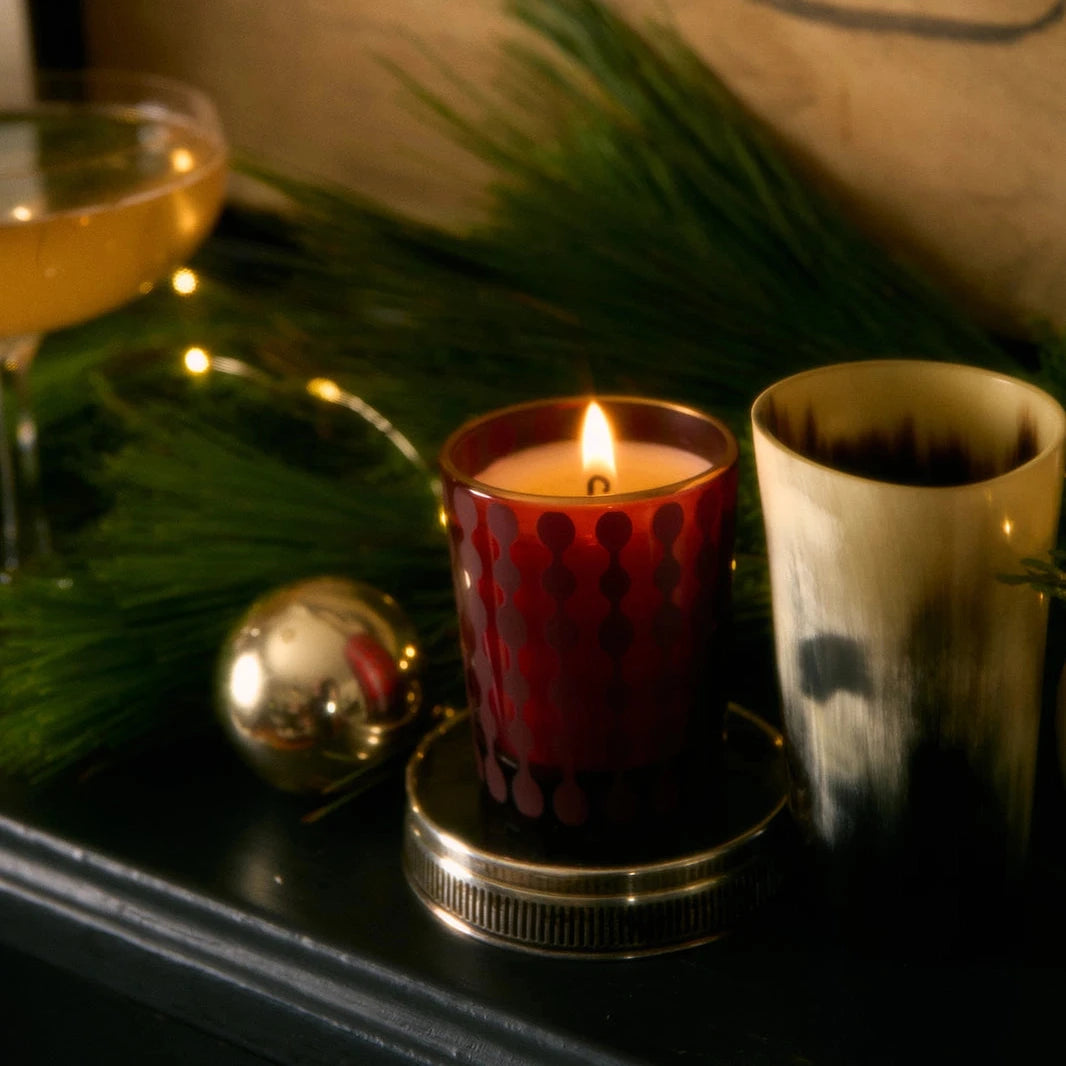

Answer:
[82,1,1066,333]
[1,0,33,100]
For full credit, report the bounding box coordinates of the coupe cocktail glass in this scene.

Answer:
[0,70,228,571]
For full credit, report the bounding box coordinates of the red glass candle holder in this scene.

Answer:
[439,396,739,853]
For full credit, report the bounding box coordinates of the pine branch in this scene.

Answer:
[0,404,455,782]
[1002,552,1066,600]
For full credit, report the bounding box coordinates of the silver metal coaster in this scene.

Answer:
[403,705,791,957]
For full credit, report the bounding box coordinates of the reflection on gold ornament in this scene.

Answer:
[215,576,424,794]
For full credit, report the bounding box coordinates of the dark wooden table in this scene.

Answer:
[1,718,1064,1065]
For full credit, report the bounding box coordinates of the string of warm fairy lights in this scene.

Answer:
[170,267,431,478]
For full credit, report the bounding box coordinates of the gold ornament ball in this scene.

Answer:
[215,576,423,793]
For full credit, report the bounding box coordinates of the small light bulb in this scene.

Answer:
[307,377,342,402]
[184,347,210,374]
[170,147,195,174]
[172,267,198,295]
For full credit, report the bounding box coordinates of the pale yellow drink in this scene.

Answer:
[0,107,227,337]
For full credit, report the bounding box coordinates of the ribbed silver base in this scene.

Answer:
[403,706,791,957]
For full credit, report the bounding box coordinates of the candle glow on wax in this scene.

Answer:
[476,400,712,497]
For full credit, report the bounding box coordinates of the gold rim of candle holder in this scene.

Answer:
[403,705,792,958]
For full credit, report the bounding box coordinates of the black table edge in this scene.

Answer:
[0,811,630,1066]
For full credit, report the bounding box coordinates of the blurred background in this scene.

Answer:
[6,0,1061,334]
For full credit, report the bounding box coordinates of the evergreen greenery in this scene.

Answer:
[0,0,1058,783]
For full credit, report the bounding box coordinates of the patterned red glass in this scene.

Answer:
[440,396,738,843]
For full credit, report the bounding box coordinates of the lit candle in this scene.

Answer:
[439,396,738,852]
[476,401,711,496]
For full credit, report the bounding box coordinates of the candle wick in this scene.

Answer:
[586,474,611,496]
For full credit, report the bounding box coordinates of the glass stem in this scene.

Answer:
[0,335,47,573]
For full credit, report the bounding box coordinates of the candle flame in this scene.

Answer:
[581,401,617,484]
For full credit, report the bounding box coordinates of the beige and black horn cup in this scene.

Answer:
[752,359,1065,948]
